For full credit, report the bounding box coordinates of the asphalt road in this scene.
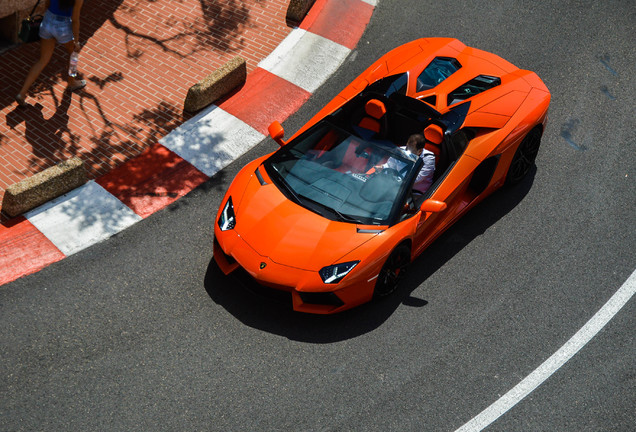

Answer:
[2,0,635,430]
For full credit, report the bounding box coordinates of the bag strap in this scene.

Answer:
[28,0,42,17]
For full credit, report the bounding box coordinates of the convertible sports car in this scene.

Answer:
[213,38,550,314]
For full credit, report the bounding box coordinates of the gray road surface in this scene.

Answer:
[2,0,635,430]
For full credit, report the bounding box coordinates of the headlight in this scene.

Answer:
[218,197,236,231]
[319,261,359,284]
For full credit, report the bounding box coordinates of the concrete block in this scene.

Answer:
[2,157,87,217]
[286,0,316,24]
[184,56,247,113]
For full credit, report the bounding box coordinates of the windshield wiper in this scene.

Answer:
[274,146,303,162]
[331,208,361,223]
[269,169,359,222]
[302,196,362,224]
[269,165,302,205]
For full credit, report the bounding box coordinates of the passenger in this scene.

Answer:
[379,134,435,194]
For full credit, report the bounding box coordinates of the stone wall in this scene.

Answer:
[0,0,46,44]
[0,0,39,19]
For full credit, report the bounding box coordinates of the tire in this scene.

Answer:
[505,127,542,185]
[374,243,410,298]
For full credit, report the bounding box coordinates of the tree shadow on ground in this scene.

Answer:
[109,0,266,60]
[204,169,537,342]
[1,0,273,188]
[4,122,236,239]
[6,91,79,173]
[1,89,190,226]
[5,86,183,182]
[0,0,282,224]
[0,0,124,112]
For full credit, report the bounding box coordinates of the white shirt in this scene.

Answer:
[383,146,436,193]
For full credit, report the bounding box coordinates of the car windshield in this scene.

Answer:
[264,121,421,225]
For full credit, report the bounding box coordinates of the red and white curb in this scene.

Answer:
[259,29,352,93]
[0,0,377,286]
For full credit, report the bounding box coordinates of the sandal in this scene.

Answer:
[15,94,27,107]
[68,79,87,92]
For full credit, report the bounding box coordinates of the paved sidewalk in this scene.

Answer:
[0,0,377,286]
[0,0,291,209]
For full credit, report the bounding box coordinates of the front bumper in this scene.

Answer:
[213,232,373,314]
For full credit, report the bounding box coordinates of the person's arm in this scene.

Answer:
[71,0,83,51]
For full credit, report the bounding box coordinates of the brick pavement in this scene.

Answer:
[0,0,291,212]
[0,0,378,286]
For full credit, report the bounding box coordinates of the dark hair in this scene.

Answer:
[407,134,426,150]
[59,0,76,11]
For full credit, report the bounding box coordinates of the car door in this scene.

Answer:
[412,132,482,256]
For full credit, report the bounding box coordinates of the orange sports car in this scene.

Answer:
[213,38,550,314]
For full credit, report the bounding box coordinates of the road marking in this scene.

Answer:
[455,268,636,432]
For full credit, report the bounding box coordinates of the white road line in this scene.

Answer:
[455,268,636,432]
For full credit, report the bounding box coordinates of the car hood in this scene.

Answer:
[234,174,377,271]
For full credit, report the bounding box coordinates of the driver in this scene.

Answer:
[377,134,435,193]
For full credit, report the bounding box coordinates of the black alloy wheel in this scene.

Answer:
[374,243,411,298]
[505,127,542,185]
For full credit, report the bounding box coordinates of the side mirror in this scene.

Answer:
[268,121,285,147]
[420,199,447,213]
